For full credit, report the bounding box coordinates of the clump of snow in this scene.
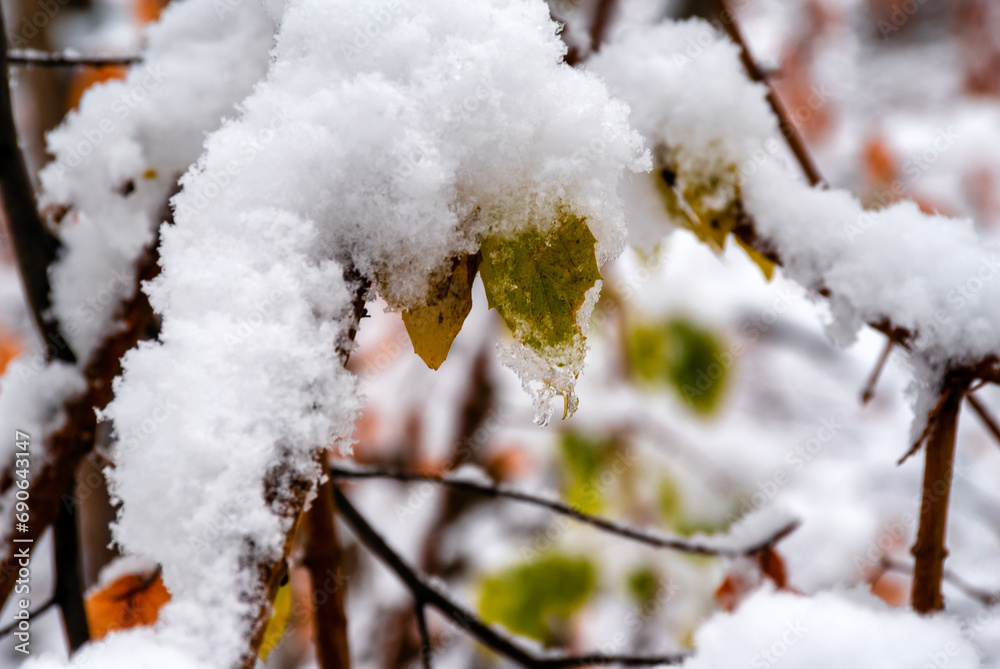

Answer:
[40,0,281,363]
[588,19,777,248]
[743,160,1000,376]
[683,587,980,669]
[0,361,85,542]
[96,0,643,663]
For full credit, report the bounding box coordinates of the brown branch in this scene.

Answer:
[861,339,894,404]
[302,464,351,669]
[333,484,688,668]
[911,379,969,613]
[0,15,74,362]
[967,393,1000,448]
[0,223,161,618]
[7,50,141,68]
[330,465,798,558]
[241,269,369,668]
[718,0,825,187]
[589,0,618,56]
[415,601,432,669]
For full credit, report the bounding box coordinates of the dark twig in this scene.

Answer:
[911,380,969,612]
[7,50,140,68]
[333,484,687,668]
[52,480,90,650]
[0,16,74,362]
[415,601,432,669]
[589,0,618,55]
[718,0,825,187]
[330,464,798,558]
[861,339,894,404]
[967,393,1000,448]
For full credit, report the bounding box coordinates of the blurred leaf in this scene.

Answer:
[625,567,662,607]
[627,317,729,416]
[479,554,596,645]
[480,210,600,353]
[558,433,615,514]
[403,254,479,369]
[657,476,682,526]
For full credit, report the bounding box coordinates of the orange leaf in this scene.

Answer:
[85,570,170,640]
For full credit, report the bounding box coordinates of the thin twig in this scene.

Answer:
[717,0,825,187]
[881,557,1000,607]
[330,465,798,558]
[7,50,140,68]
[861,339,894,404]
[967,394,1000,448]
[415,601,432,669]
[0,16,74,361]
[333,484,687,668]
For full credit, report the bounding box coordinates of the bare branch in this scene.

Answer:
[330,464,798,558]
[717,0,825,187]
[861,339,894,404]
[415,601,432,669]
[7,50,140,68]
[911,380,968,612]
[333,484,688,668]
[966,393,1000,448]
[0,17,74,361]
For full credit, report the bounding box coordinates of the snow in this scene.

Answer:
[39,0,280,364]
[588,18,777,249]
[57,0,644,664]
[682,587,980,669]
[0,361,85,543]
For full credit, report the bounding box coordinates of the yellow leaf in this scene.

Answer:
[259,581,293,661]
[403,254,479,369]
[735,237,775,281]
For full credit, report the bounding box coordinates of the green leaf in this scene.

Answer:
[627,317,729,415]
[479,554,596,645]
[403,254,479,369]
[625,567,662,607]
[558,432,615,514]
[479,211,601,353]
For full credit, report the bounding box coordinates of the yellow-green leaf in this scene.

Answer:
[479,211,600,353]
[259,581,292,661]
[627,317,729,416]
[403,255,479,369]
[479,554,596,646]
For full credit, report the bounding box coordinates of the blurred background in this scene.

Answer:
[2,0,1000,666]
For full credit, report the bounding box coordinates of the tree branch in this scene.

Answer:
[718,0,825,187]
[52,479,90,650]
[911,379,968,613]
[415,601,432,669]
[861,339,894,404]
[330,465,798,557]
[241,269,369,667]
[966,393,1000,448]
[333,484,688,668]
[0,16,74,362]
[302,464,351,669]
[7,50,141,68]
